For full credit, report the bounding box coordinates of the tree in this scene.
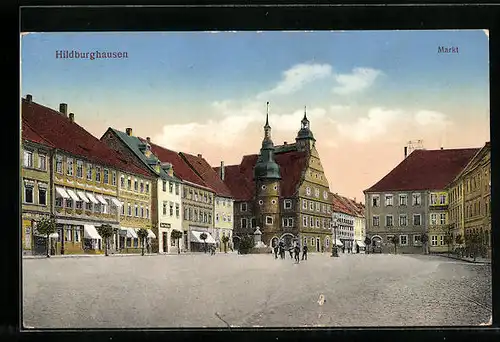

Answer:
[137,228,149,256]
[364,236,371,254]
[238,234,254,254]
[443,232,453,257]
[455,234,464,257]
[390,235,399,254]
[221,235,230,253]
[171,229,183,254]
[96,224,114,256]
[200,232,208,253]
[421,233,429,255]
[465,232,482,262]
[35,215,56,258]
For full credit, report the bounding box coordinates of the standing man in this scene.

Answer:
[302,244,308,260]
[294,244,300,263]
[273,244,279,259]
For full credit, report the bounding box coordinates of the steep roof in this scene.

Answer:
[339,196,365,217]
[364,148,480,193]
[448,142,490,186]
[106,128,180,182]
[180,152,232,198]
[22,119,54,147]
[332,193,357,216]
[214,150,309,201]
[22,98,152,178]
[144,139,208,188]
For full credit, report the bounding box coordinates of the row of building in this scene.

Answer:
[364,142,491,257]
[22,96,365,255]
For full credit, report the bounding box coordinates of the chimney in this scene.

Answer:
[220,161,225,181]
[26,94,32,103]
[59,103,68,117]
[440,146,444,150]
[404,146,408,159]
[146,137,151,144]
[284,141,287,145]
[197,154,202,158]
[354,197,356,202]
[126,128,132,136]
[69,113,75,123]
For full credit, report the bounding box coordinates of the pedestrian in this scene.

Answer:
[294,244,300,263]
[302,244,308,260]
[273,245,279,259]
[288,246,294,259]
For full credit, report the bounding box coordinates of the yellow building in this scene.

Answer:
[21,118,55,255]
[427,191,451,253]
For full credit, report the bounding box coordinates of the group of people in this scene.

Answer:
[273,240,308,263]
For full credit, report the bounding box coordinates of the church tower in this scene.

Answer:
[295,106,316,152]
[253,102,281,242]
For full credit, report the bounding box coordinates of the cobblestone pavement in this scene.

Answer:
[22,253,491,328]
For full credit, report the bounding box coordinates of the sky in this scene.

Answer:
[20,30,490,202]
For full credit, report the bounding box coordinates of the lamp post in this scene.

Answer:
[331,213,339,257]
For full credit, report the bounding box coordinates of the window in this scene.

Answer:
[65,228,72,242]
[67,158,74,176]
[146,182,149,193]
[399,194,407,206]
[430,194,438,205]
[23,150,33,168]
[135,205,139,217]
[241,218,248,228]
[188,208,193,220]
[385,194,393,206]
[386,215,393,227]
[56,155,63,173]
[440,213,446,225]
[103,169,109,184]
[413,235,421,245]
[327,206,331,214]
[162,202,167,215]
[439,236,444,246]
[306,187,311,196]
[261,185,267,190]
[304,237,307,246]
[439,194,446,205]
[412,193,421,206]
[316,218,320,228]
[314,188,320,198]
[241,203,247,212]
[175,204,179,218]
[283,218,294,227]
[400,235,408,246]
[146,207,149,218]
[121,202,125,215]
[323,191,328,200]
[209,213,212,224]
[76,200,83,210]
[169,203,174,216]
[266,216,273,225]
[134,179,138,191]
[302,199,307,210]
[38,154,47,171]
[127,178,131,189]
[141,206,144,218]
[322,204,326,213]
[271,199,277,205]
[75,228,81,242]
[95,166,101,182]
[169,182,173,193]
[24,183,34,203]
[128,203,132,216]
[430,213,437,225]
[309,201,314,211]
[120,175,124,188]
[259,200,263,205]
[303,216,308,227]
[310,237,315,246]
[110,171,116,186]
[66,198,73,208]
[413,214,421,226]
[372,195,380,207]
[315,202,320,212]
[399,214,407,226]
[175,183,179,195]
[284,200,292,209]
[193,209,198,222]
[310,217,314,227]
[216,213,220,222]
[373,216,380,226]
[273,185,278,190]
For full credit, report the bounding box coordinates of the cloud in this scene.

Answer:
[414,110,452,130]
[257,63,332,99]
[332,67,383,95]
[336,107,403,142]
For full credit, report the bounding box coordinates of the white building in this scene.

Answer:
[332,194,356,253]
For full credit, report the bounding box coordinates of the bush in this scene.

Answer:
[238,235,254,254]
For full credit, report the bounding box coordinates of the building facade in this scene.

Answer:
[101,128,182,254]
[427,190,451,253]
[21,119,55,255]
[22,96,154,255]
[364,148,479,254]
[214,107,334,252]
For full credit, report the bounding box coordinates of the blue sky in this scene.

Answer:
[20,30,490,200]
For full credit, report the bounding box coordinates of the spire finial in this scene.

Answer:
[265,102,270,127]
[303,105,308,120]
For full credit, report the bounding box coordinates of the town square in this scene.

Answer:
[20,30,491,328]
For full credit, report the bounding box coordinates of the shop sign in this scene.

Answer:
[160,223,171,228]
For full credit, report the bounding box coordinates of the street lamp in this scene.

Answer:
[331,213,339,257]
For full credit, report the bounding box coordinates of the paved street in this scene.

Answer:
[23,253,491,328]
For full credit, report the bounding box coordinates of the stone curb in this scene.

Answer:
[431,253,491,264]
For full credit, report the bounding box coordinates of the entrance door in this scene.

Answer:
[316,238,320,252]
[162,232,168,253]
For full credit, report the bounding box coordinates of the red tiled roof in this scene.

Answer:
[337,195,364,216]
[22,98,152,178]
[364,148,480,192]
[142,138,207,188]
[332,193,356,216]
[214,150,309,201]
[22,119,54,147]
[180,152,232,197]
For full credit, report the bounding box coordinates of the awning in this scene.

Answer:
[95,194,107,205]
[66,189,80,202]
[190,230,216,244]
[84,225,102,240]
[49,232,59,239]
[86,192,99,204]
[77,191,89,203]
[147,230,156,239]
[55,187,70,199]
[120,227,138,239]
[356,240,366,248]
[111,198,122,207]
[333,239,344,246]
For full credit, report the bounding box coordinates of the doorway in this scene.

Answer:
[162,232,168,253]
[316,237,320,252]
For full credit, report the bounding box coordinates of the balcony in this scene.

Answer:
[429,203,449,210]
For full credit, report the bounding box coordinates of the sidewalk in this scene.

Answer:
[431,253,491,264]
[23,250,239,259]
